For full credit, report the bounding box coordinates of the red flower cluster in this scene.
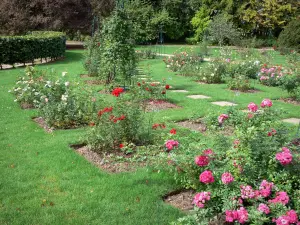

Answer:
[152,123,166,129]
[111,87,124,97]
[267,128,277,136]
[170,128,176,134]
[98,107,113,117]
[165,84,170,89]
[110,114,126,123]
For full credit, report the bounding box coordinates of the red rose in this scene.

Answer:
[119,144,124,148]
[111,87,124,97]
[89,122,95,127]
[137,82,141,86]
[161,91,166,94]
[170,128,176,135]
[165,84,170,89]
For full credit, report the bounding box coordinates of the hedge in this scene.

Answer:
[0,31,66,66]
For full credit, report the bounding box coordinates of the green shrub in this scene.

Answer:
[278,19,300,52]
[280,73,300,100]
[196,59,228,83]
[226,75,253,92]
[0,31,66,66]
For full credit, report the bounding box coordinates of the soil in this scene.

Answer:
[145,100,181,112]
[163,189,195,212]
[84,80,103,85]
[80,74,92,78]
[279,98,300,106]
[21,102,34,109]
[291,138,300,146]
[71,145,146,173]
[229,89,260,93]
[176,120,207,133]
[33,117,54,133]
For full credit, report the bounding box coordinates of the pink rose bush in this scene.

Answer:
[193,192,211,208]
[218,114,229,124]
[221,172,234,184]
[258,65,285,86]
[261,98,273,108]
[225,207,249,224]
[258,203,270,214]
[199,170,214,184]
[248,102,258,112]
[276,147,293,166]
[165,140,179,152]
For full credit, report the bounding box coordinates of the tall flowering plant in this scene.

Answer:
[257,65,285,86]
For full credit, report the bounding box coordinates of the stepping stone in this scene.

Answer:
[282,118,300,125]
[187,95,210,99]
[212,101,237,106]
[146,81,160,84]
[138,78,148,80]
[171,90,188,93]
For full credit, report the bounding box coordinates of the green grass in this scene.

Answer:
[0,51,183,225]
[1,48,299,224]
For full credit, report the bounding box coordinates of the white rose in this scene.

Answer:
[62,72,68,77]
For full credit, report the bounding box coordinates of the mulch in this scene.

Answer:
[33,117,54,133]
[84,80,104,85]
[72,145,146,173]
[145,100,181,112]
[21,102,34,109]
[279,98,300,106]
[176,120,207,133]
[163,189,195,212]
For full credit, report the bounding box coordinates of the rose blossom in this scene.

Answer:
[269,191,289,205]
[195,155,209,167]
[225,207,248,224]
[261,99,273,108]
[218,114,229,124]
[276,148,292,166]
[203,149,214,155]
[275,215,291,225]
[259,180,274,197]
[221,172,234,184]
[258,203,270,214]
[286,210,298,224]
[199,170,214,184]
[193,192,211,208]
[165,140,179,151]
[248,102,258,112]
[240,185,256,199]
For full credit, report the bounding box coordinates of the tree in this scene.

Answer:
[208,14,241,46]
[278,19,300,52]
[191,6,211,42]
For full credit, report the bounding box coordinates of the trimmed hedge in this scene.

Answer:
[0,31,66,66]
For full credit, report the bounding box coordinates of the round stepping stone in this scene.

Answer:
[187,95,210,99]
[282,118,300,125]
[212,101,237,106]
[171,90,188,93]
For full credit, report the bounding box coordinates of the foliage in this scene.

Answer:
[279,72,300,100]
[86,88,154,152]
[226,75,252,92]
[278,19,300,52]
[163,51,203,73]
[196,59,228,84]
[0,31,66,66]
[98,9,136,85]
[132,79,168,102]
[190,6,211,42]
[155,101,300,224]
[207,14,241,46]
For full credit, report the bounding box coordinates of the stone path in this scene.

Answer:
[211,101,237,107]
[187,95,210,99]
[282,118,300,125]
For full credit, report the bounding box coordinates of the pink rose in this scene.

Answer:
[199,170,214,184]
[248,102,258,112]
[221,172,234,184]
[261,99,273,108]
[258,203,270,214]
[193,192,211,208]
[195,155,209,167]
[218,114,229,124]
[276,148,292,166]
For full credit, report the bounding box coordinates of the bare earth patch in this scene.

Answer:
[163,189,195,212]
[33,117,53,133]
[176,120,207,133]
[72,145,146,173]
[279,98,300,106]
[80,74,93,78]
[21,102,34,109]
[84,80,103,85]
[145,100,181,112]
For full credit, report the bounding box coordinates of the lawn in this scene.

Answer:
[0,49,299,225]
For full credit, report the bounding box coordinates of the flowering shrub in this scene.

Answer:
[226,75,253,92]
[279,72,300,100]
[258,65,285,86]
[11,66,45,108]
[196,59,228,83]
[156,100,300,225]
[86,89,154,152]
[163,51,203,73]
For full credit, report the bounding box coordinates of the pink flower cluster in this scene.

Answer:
[275,210,299,225]
[199,170,214,184]
[225,207,249,224]
[276,147,293,166]
[259,180,274,197]
[258,203,270,214]
[193,192,211,208]
[248,102,258,112]
[258,66,284,82]
[221,172,234,184]
[240,185,256,199]
[269,191,289,205]
[203,148,213,155]
[165,140,179,152]
[195,155,209,167]
[218,114,229,124]
[261,98,273,108]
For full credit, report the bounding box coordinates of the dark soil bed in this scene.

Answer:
[21,102,34,109]
[84,80,104,85]
[279,98,300,105]
[163,189,195,212]
[176,120,207,133]
[33,117,54,133]
[80,74,93,78]
[71,145,146,173]
[145,100,181,112]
